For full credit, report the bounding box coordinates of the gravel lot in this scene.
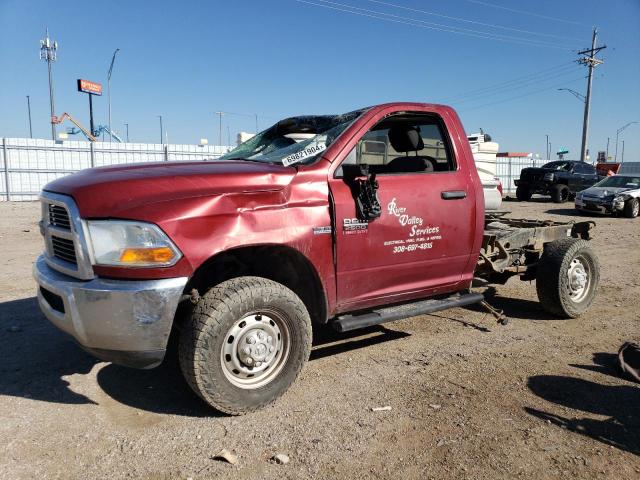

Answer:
[1,199,638,479]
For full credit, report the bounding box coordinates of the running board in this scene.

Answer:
[332,292,484,333]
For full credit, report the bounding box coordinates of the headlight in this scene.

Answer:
[543,172,554,181]
[576,192,583,200]
[86,220,181,267]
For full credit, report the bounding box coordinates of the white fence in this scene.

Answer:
[496,157,557,193]
[1,138,233,201]
[0,138,566,200]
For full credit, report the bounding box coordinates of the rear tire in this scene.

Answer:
[516,185,532,201]
[536,238,599,318]
[623,198,639,218]
[551,184,570,203]
[179,276,312,415]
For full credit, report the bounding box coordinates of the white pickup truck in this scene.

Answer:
[468,132,502,211]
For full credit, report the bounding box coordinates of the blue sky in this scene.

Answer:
[0,0,638,160]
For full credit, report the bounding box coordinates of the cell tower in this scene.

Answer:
[40,28,58,140]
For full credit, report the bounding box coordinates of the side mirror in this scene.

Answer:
[342,163,370,180]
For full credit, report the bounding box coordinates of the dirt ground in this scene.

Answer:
[0,198,638,480]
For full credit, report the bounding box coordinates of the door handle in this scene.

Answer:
[441,190,467,200]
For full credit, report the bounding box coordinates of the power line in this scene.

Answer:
[292,0,577,50]
[456,75,586,112]
[309,0,577,49]
[445,63,582,103]
[366,0,583,42]
[465,0,584,26]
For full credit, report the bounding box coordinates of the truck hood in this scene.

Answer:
[44,160,297,217]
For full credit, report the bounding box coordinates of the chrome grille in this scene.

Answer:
[48,204,71,230]
[51,236,77,265]
[40,192,94,280]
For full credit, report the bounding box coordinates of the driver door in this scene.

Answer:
[328,113,477,312]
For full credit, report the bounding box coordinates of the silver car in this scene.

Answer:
[575,174,640,218]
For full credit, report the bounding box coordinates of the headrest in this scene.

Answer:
[388,125,424,152]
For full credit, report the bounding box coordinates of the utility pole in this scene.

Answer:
[40,28,58,141]
[107,48,120,142]
[577,28,606,163]
[124,123,129,142]
[606,137,609,160]
[215,111,224,147]
[157,115,163,144]
[545,134,549,160]
[26,95,33,138]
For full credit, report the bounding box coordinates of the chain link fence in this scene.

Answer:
[1,138,232,201]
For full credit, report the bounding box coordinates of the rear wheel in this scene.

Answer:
[551,184,570,203]
[516,185,532,201]
[623,198,639,218]
[179,276,312,415]
[536,238,599,318]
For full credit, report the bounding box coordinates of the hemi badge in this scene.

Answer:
[313,226,332,235]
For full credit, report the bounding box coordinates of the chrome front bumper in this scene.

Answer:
[33,255,188,368]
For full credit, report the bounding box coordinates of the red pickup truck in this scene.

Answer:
[34,103,599,414]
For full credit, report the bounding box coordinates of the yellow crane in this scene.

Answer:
[51,113,97,142]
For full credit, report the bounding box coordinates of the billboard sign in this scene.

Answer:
[77,79,103,96]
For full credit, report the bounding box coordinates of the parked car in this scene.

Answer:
[575,173,640,218]
[33,102,600,414]
[515,160,601,203]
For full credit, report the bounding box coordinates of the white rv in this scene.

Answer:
[468,132,502,211]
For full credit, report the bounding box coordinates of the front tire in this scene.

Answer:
[179,276,312,415]
[516,185,532,201]
[536,238,599,318]
[551,184,570,203]
[623,198,639,218]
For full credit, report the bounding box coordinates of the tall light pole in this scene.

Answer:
[255,113,259,133]
[615,122,638,162]
[40,28,58,141]
[215,111,224,147]
[124,123,129,142]
[107,48,120,142]
[545,134,549,160]
[26,95,33,138]
[577,28,606,163]
[157,115,163,144]
[621,140,625,162]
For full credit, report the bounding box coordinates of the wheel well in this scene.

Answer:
[184,245,328,325]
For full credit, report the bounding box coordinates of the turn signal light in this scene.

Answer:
[119,247,176,264]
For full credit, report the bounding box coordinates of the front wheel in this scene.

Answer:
[623,198,639,218]
[179,277,312,415]
[536,238,599,318]
[551,184,570,203]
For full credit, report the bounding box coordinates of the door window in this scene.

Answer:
[337,114,455,176]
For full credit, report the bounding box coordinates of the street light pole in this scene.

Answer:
[615,122,638,162]
[215,111,224,148]
[40,28,58,141]
[26,95,33,138]
[157,115,163,144]
[545,134,549,160]
[124,123,129,142]
[622,140,625,162]
[107,48,120,142]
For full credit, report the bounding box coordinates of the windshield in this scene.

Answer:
[594,175,640,189]
[220,109,365,166]
[542,161,573,171]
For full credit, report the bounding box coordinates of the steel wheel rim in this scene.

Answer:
[633,200,639,216]
[220,311,290,389]
[567,255,590,303]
